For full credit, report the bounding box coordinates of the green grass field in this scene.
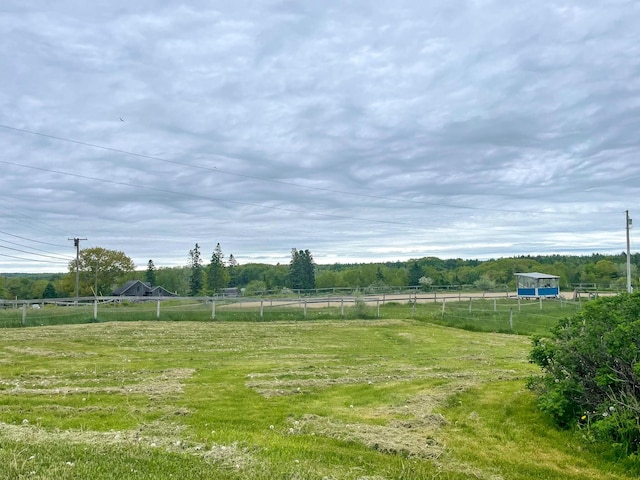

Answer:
[1,312,637,479]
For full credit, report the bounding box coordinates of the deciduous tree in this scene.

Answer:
[67,247,135,296]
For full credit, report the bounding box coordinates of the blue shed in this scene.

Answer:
[514,272,560,298]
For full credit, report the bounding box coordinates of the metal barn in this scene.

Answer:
[514,272,560,298]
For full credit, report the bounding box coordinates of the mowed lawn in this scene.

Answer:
[0,319,636,479]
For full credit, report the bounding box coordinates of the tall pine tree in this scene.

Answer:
[188,243,203,296]
[207,243,229,294]
[145,259,156,286]
[227,253,238,287]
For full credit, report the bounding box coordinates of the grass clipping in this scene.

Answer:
[289,387,468,460]
[0,420,256,471]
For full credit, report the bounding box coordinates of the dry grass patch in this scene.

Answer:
[287,381,479,462]
[297,413,445,459]
[4,345,97,358]
[246,363,482,397]
[1,368,194,398]
[0,420,256,471]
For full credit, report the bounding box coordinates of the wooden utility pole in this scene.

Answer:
[626,211,633,293]
[69,237,87,305]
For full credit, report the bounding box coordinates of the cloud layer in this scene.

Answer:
[1,1,640,272]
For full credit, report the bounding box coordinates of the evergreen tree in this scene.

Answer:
[42,282,57,299]
[227,254,239,287]
[188,243,204,296]
[288,248,315,291]
[301,250,316,290]
[207,243,230,294]
[408,261,423,286]
[145,259,156,286]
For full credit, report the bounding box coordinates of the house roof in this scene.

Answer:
[514,272,559,279]
[149,286,177,296]
[112,280,151,296]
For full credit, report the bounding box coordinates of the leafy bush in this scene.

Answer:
[473,275,496,291]
[528,293,640,455]
[346,297,374,319]
[244,280,267,296]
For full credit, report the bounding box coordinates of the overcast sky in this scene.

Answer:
[2,1,640,273]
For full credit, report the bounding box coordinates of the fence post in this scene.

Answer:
[260,300,264,320]
[509,307,513,331]
[518,296,521,312]
[441,298,446,318]
[211,300,216,320]
[539,296,543,310]
[412,298,416,316]
[304,300,307,319]
[21,303,27,327]
[341,298,344,317]
[382,294,385,306]
[493,298,496,312]
[469,298,472,313]
[94,299,98,321]
[434,291,437,303]
[377,298,380,318]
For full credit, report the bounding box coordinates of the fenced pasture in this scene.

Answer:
[1,318,637,479]
[0,292,585,335]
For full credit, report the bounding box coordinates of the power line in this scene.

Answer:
[0,158,448,229]
[2,156,623,233]
[0,252,69,265]
[0,242,71,261]
[0,238,72,260]
[0,123,593,215]
[0,230,69,248]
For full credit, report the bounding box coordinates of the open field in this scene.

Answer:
[0,318,637,479]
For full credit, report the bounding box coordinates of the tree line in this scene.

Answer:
[1,247,639,300]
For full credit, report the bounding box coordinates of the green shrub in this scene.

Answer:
[528,293,640,455]
[346,298,373,319]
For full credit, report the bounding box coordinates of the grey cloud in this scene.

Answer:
[1,0,640,272]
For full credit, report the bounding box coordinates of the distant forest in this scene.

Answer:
[2,252,639,300]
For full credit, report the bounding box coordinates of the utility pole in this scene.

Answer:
[69,237,87,305]
[626,210,633,294]
[94,259,99,298]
